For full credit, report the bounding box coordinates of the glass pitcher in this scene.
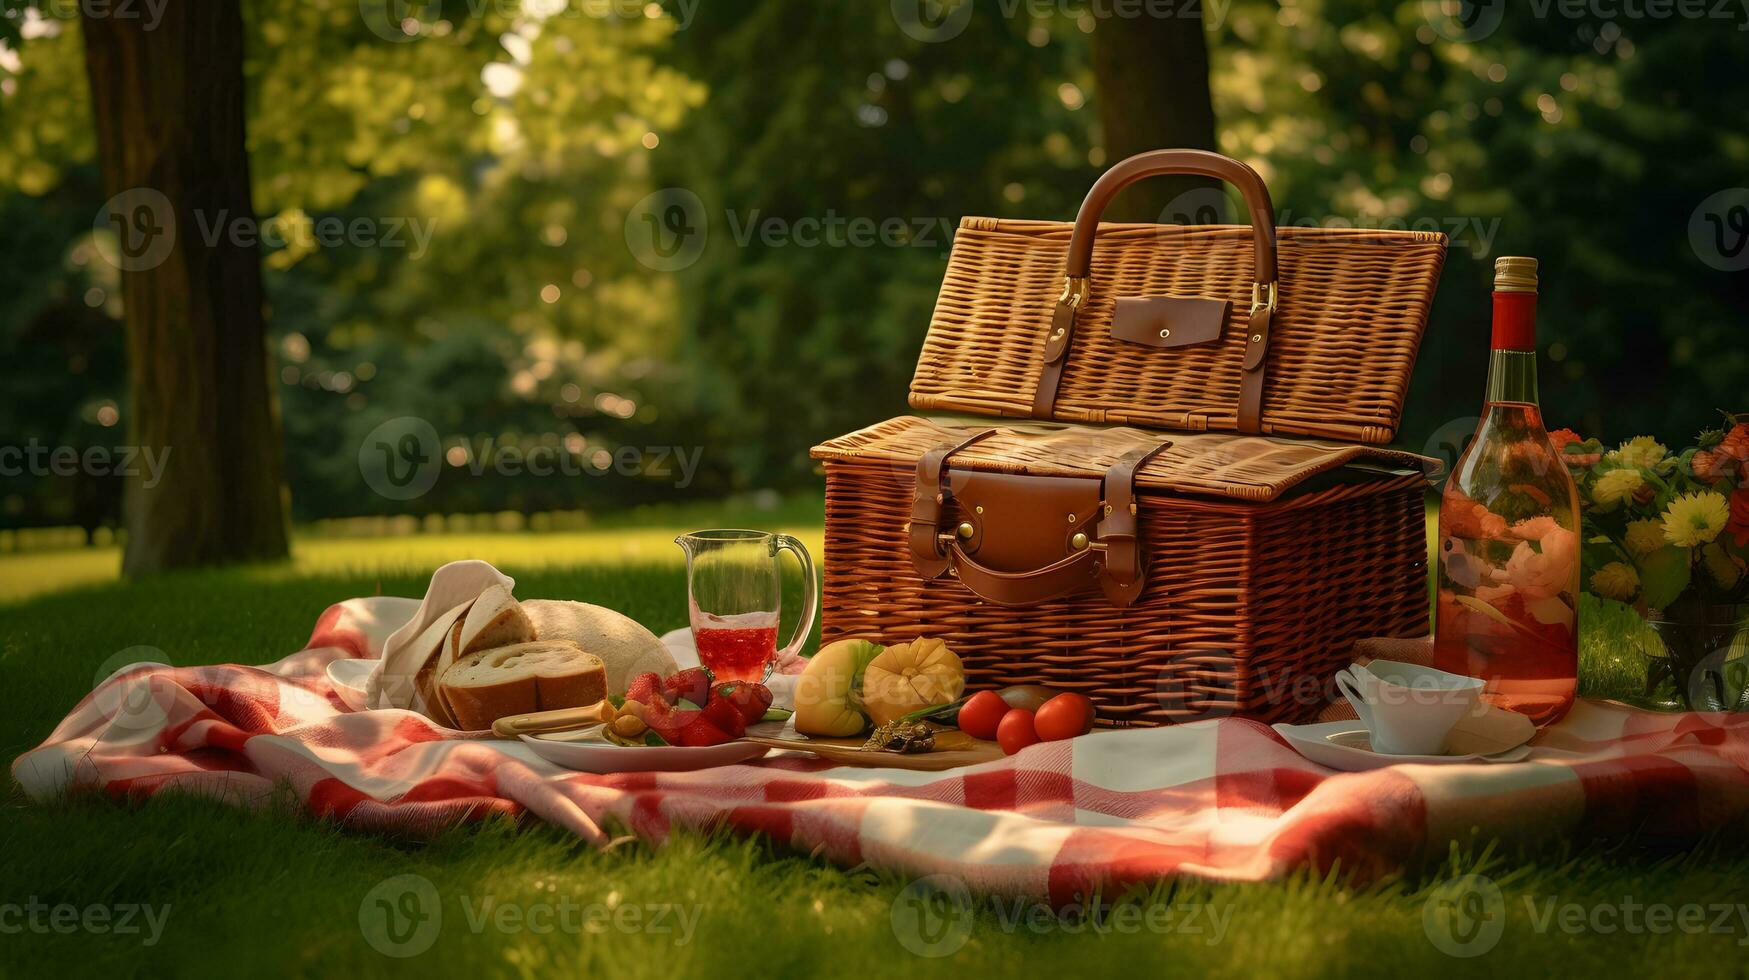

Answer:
[674,529,817,683]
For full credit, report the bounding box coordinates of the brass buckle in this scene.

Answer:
[1250,281,1278,316]
[1058,276,1090,309]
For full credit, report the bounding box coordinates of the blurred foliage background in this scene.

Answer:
[1,0,1745,538]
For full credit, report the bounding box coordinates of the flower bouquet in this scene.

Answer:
[1559,416,1749,709]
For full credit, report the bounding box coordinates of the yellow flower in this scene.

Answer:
[1589,562,1640,602]
[1608,435,1668,471]
[1703,543,1743,590]
[1591,468,1644,508]
[1661,491,1731,548]
[1623,519,1666,558]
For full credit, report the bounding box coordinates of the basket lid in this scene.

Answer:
[907,150,1447,445]
[812,416,1439,503]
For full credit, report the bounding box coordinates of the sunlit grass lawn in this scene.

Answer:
[1,503,1746,977]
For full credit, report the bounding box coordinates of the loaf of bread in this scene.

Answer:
[439,640,608,731]
[521,600,677,694]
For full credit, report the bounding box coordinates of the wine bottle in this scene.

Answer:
[1433,256,1581,727]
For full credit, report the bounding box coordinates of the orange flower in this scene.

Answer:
[1718,423,1749,463]
[1730,487,1749,549]
[1691,449,1728,482]
[1549,429,1582,452]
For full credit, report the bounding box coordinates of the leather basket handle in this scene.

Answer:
[1064,149,1278,283]
[1033,149,1281,433]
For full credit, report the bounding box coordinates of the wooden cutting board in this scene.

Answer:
[741,728,1004,771]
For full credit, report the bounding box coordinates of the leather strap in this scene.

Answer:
[909,428,999,575]
[1029,299,1078,417]
[1237,297,1273,434]
[1097,443,1171,606]
[910,433,1171,609]
[1032,148,1281,426]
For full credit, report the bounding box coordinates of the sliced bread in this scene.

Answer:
[440,640,607,731]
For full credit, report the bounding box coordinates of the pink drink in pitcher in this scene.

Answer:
[691,611,781,683]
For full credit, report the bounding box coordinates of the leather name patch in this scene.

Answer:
[1110,295,1231,349]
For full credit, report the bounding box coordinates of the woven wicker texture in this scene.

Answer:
[817,433,1432,726]
[908,220,1447,444]
[812,415,1440,503]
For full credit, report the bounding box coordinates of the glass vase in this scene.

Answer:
[1638,601,1749,712]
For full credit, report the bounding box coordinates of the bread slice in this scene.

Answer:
[426,585,537,726]
[440,640,607,731]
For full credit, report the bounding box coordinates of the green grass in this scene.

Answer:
[2,522,1747,978]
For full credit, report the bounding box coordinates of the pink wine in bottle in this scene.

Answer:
[1433,256,1581,727]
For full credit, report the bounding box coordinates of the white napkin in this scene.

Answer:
[366,560,516,710]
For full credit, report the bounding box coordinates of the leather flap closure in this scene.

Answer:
[947,471,1100,574]
[1110,295,1230,349]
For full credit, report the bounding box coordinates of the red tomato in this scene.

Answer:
[996,708,1040,755]
[957,691,1009,741]
[1033,693,1095,741]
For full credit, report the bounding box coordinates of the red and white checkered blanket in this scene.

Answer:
[14,596,1749,903]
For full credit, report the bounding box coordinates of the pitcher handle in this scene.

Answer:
[774,534,818,662]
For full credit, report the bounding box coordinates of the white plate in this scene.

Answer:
[1272,720,1533,772]
[326,658,378,712]
[518,725,771,773]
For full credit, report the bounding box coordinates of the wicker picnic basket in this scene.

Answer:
[811,149,1449,726]
[908,149,1446,444]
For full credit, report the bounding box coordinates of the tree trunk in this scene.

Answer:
[82,0,289,575]
[1090,10,1220,223]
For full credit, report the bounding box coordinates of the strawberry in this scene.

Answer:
[701,696,748,739]
[677,716,732,747]
[664,666,714,709]
[716,682,773,725]
[641,696,687,744]
[626,672,667,706]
